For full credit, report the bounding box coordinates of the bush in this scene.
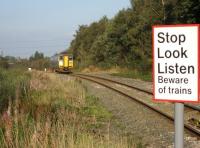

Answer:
[0,58,9,69]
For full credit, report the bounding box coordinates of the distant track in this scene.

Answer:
[72,73,200,137]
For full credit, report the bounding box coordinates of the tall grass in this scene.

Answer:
[0,71,139,148]
[0,68,30,113]
[111,68,152,82]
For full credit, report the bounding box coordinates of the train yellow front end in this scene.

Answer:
[57,54,73,73]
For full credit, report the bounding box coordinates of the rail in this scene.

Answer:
[72,73,200,137]
[74,73,200,112]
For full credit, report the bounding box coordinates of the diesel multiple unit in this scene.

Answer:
[55,54,73,73]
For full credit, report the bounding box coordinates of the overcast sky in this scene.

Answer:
[0,0,130,58]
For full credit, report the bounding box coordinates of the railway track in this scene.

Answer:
[74,74,200,112]
[72,73,200,137]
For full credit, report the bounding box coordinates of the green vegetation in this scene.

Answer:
[29,51,50,70]
[69,0,199,79]
[0,68,30,113]
[82,95,112,121]
[0,71,140,147]
[0,51,51,71]
[111,69,152,81]
[0,57,9,69]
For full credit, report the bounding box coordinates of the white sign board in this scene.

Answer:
[153,24,199,102]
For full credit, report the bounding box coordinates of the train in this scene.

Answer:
[51,53,74,73]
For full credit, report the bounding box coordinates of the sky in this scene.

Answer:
[0,0,130,58]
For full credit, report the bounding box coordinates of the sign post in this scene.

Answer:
[175,103,184,148]
[152,24,199,148]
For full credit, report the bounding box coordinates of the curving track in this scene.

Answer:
[74,73,200,112]
[72,73,200,138]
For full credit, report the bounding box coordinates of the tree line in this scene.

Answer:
[0,51,50,70]
[69,0,199,72]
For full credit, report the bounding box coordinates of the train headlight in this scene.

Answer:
[59,60,63,67]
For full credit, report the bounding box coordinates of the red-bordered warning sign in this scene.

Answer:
[152,24,200,103]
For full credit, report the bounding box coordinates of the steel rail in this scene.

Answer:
[74,74,200,112]
[72,74,200,137]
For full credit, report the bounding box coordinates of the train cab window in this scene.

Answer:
[69,56,73,61]
[59,56,63,60]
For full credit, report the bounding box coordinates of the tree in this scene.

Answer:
[68,0,198,72]
[70,17,108,67]
[29,51,44,61]
[29,51,50,70]
[176,0,200,23]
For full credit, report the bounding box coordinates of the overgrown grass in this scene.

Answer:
[78,65,152,82]
[82,96,112,120]
[111,69,152,82]
[0,71,140,147]
[0,68,30,112]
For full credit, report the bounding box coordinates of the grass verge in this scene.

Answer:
[111,69,152,82]
[0,68,30,112]
[0,71,141,147]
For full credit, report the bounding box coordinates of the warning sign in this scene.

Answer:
[153,24,200,102]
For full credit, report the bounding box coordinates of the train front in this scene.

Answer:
[58,54,73,73]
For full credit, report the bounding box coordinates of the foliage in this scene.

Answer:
[29,51,44,61]
[82,95,112,120]
[0,72,138,147]
[70,17,109,68]
[69,0,199,74]
[175,0,200,23]
[29,51,50,70]
[111,68,152,82]
[0,57,9,69]
[0,68,30,112]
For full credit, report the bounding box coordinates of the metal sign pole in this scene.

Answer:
[175,103,184,148]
